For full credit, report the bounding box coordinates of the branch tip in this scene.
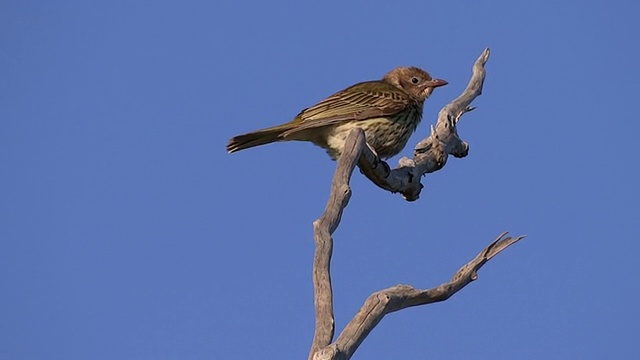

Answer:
[478,48,491,65]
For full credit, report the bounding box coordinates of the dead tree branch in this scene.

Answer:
[309,48,525,360]
[314,232,525,360]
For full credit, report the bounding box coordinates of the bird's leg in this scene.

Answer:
[365,141,381,167]
[365,141,390,176]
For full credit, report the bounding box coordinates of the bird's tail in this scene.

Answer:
[226,124,294,153]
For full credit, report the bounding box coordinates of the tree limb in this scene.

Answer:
[324,232,526,360]
[309,128,365,357]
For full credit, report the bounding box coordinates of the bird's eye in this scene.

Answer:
[411,77,420,84]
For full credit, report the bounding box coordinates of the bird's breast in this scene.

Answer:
[325,108,422,160]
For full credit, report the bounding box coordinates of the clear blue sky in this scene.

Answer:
[1,1,638,359]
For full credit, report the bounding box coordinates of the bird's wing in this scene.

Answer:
[281,81,411,137]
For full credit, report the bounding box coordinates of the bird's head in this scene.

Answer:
[384,66,448,101]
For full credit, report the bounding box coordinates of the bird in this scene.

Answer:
[226,67,447,160]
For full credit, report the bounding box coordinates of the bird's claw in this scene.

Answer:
[364,142,390,176]
[377,160,391,176]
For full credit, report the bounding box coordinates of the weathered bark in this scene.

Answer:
[309,49,526,360]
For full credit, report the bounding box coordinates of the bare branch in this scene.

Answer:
[328,233,526,360]
[309,128,367,358]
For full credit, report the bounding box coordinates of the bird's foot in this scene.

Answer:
[365,142,390,176]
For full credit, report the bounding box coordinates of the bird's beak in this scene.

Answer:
[426,78,448,88]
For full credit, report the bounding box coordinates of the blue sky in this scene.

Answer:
[1,1,638,359]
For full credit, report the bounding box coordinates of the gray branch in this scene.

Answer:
[314,232,526,360]
[308,48,525,360]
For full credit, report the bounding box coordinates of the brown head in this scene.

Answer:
[383,66,448,101]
